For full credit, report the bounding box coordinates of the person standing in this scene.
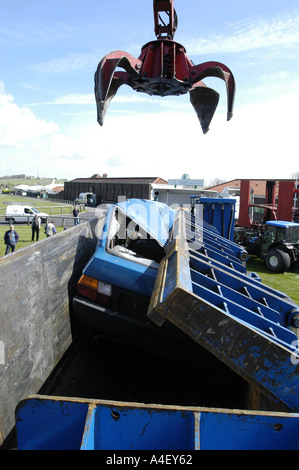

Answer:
[4,225,19,255]
[31,214,41,242]
[73,206,80,225]
[45,220,57,237]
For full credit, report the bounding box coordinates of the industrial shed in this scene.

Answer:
[64,176,167,204]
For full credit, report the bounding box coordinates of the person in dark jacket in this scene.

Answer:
[4,225,19,255]
[73,206,80,225]
[31,214,41,242]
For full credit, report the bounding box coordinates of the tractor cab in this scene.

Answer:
[261,221,299,272]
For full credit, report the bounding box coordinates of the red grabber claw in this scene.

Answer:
[95,1,236,133]
[94,51,142,125]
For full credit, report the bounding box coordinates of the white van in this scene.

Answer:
[5,205,49,224]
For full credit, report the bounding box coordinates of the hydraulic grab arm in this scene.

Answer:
[95,0,235,133]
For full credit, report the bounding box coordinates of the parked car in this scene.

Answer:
[5,205,49,224]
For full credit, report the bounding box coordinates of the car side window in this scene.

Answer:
[108,209,165,265]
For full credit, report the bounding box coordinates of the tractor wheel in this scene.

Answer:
[265,249,291,273]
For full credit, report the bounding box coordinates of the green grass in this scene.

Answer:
[0,194,86,257]
[0,177,66,188]
[0,194,81,216]
[247,256,299,306]
[0,224,66,257]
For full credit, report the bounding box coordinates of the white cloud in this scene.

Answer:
[0,93,58,147]
[94,89,299,182]
[28,51,98,74]
[29,93,95,106]
[25,14,299,77]
[1,84,298,182]
[27,92,157,107]
[186,14,299,54]
[202,91,299,180]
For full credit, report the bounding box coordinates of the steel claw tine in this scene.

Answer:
[94,51,142,125]
[189,84,219,134]
[190,61,236,121]
[94,73,126,126]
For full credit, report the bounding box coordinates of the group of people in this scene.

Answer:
[4,206,80,255]
[4,216,57,255]
[31,215,57,241]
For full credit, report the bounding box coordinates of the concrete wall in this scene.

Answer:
[0,218,99,444]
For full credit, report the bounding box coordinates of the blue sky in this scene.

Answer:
[1,0,299,184]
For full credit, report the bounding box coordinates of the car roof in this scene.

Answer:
[116,199,178,245]
[265,220,299,228]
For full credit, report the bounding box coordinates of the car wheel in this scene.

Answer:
[265,249,291,273]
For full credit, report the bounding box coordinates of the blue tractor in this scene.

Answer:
[235,220,299,273]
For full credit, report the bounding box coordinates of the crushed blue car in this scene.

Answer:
[73,198,299,384]
[73,199,185,351]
